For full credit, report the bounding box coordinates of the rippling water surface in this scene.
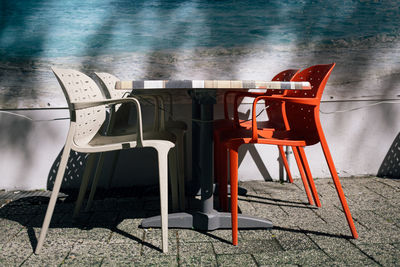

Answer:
[1,0,399,58]
[1,1,399,108]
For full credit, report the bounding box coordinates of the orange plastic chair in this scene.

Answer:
[213,69,302,210]
[222,63,358,245]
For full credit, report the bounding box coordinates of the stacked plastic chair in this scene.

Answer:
[36,68,173,254]
[93,72,187,211]
[218,63,358,245]
[72,75,175,216]
[213,69,308,210]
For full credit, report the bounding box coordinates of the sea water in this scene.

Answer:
[0,0,399,107]
[1,0,399,58]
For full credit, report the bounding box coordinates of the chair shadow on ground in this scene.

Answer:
[0,186,169,253]
[241,194,318,210]
[377,132,400,179]
[0,184,351,253]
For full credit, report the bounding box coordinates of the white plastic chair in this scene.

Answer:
[35,68,173,254]
[71,78,181,216]
[94,72,187,210]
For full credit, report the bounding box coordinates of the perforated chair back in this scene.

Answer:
[284,63,335,145]
[52,68,107,146]
[269,69,300,94]
[265,69,300,129]
[286,63,335,99]
[94,72,128,99]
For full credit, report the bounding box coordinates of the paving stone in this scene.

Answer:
[176,229,216,243]
[202,229,236,244]
[320,259,380,266]
[271,227,319,251]
[237,196,257,214]
[238,181,258,194]
[356,242,400,266]
[216,254,257,267]
[1,177,399,266]
[73,227,113,243]
[391,242,400,249]
[61,240,108,266]
[101,255,178,266]
[309,205,363,238]
[108,218,144,244]
[62,257,103,266]
[178,228,236,244]
[247,198,296,228]
[178,241,214,255]
[2,229,72,267]
[363,179,400,199]
[0,236,33,266]
[278,204,326,229]
[0,217,26,248]
[344,184,390,212]
[212,239,282,255]
[141,228,178,255]
[239,229,275,241]
[177,241,217,266]
[308,235,372,264]
[253,249,330,266]
[375,178,400,189]
[351,210,400,244]
[372,207,400,227]
[178,254,217,267]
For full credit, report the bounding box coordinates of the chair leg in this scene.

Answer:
[169,147,179,212]
[36,145,72,254]
[292,147,314,205]
[229,145,239,246]
[298,147,321,207]
[155,145,170,253]
[278,145,293,183]
[320,139,358,238]
[214,131,221,192]
[73,153,97,218]
[176,131,186,211]
[107,150,120,189]
[85,152,106,212]
[220,143,229,212]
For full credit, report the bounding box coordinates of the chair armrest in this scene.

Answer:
[223,91,244,119]
[232,91,271,127]
[249,95,319,142]
[252,95,319,106]
[132,95,161,131]
[131,91,174,120]
[72,97,144,146]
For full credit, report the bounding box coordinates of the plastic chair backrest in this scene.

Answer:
[286,63,335,99]
[269,69,301,94]
[284,63,335,145]
[264,69,300,129]
[94,72,127,99]
[52,68,107,146]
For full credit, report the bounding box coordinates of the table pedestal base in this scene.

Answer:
[141,210,272,230]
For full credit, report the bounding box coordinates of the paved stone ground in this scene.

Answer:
[0,176,399,266]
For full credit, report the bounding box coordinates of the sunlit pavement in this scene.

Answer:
[0,176,399,266]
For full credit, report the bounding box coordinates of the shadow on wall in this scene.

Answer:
[377,132,400,179]
[47,149,89,190]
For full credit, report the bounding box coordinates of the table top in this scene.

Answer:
[115,80,311,90]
